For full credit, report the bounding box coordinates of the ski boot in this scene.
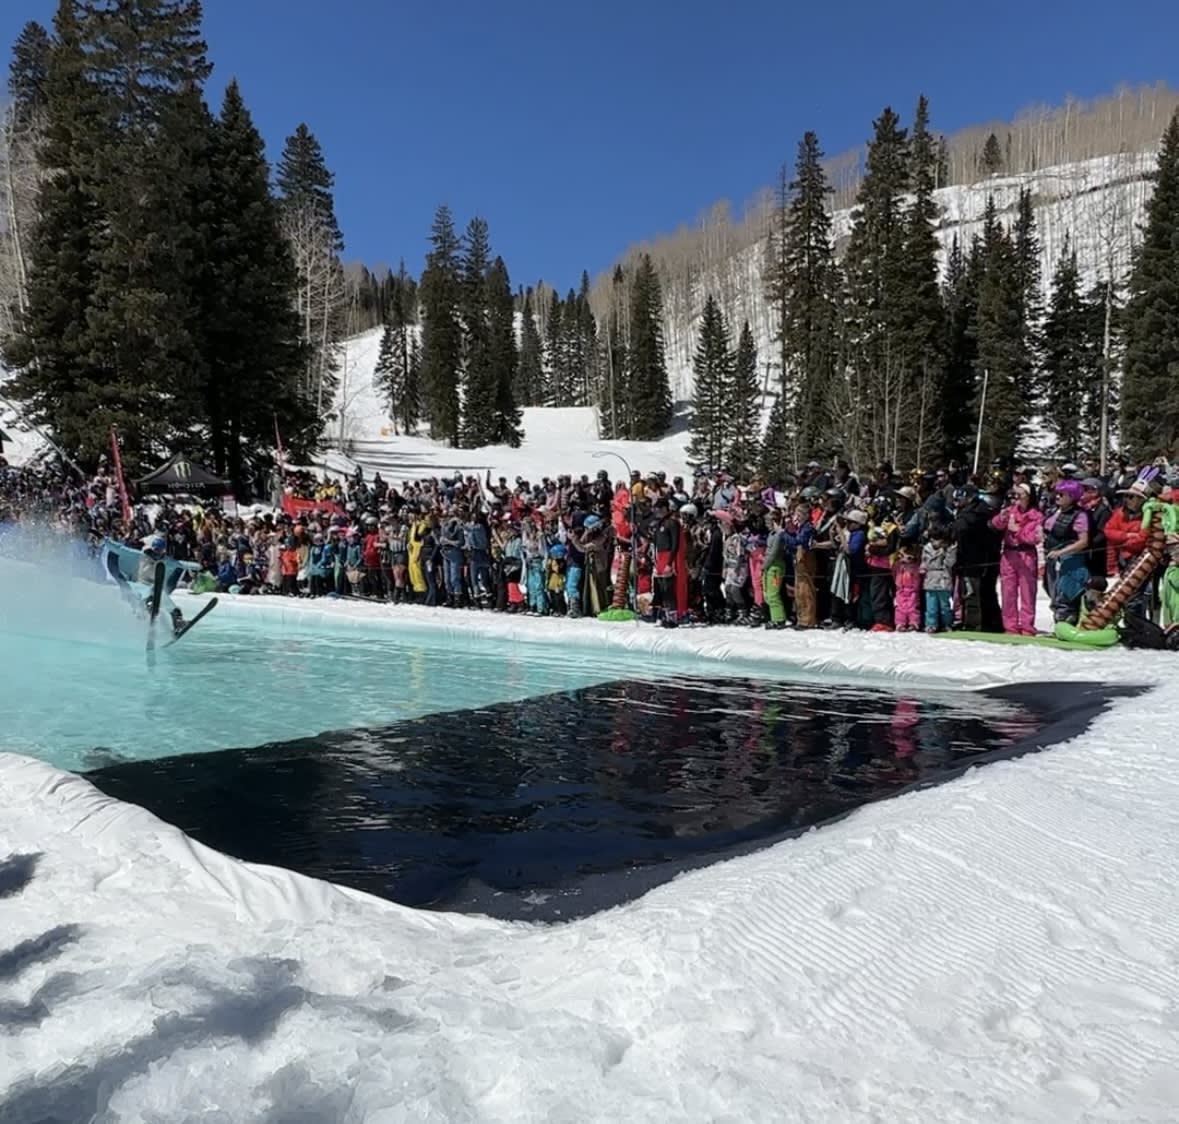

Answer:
[170,608,186,638]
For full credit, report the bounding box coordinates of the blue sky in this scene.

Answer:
[3,0,1177,291]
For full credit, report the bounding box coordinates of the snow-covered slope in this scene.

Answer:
[656,153,1155,402]
[327,327,694,483]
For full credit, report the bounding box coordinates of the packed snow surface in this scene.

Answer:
[2,591,1178,1123]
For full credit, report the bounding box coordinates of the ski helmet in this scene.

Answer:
[149,535,167,554]
[548,543,567,559]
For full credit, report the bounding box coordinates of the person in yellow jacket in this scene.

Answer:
[408,515,429,596]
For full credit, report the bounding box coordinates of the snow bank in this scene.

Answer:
[183,589,1158,691]
[3,596,1178,1121]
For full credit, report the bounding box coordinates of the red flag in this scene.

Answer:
[110,426,131,524]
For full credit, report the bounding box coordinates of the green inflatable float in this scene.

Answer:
[939,629,1116,652]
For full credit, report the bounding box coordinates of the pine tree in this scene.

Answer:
[599,265,629,438]
[459,216,495,446]
[766,132,840,462]
[276,122,343,250]
[8,20,52,123]
[577,270,598,406]
[561,286,582,406]
[486,255,522,447]
[1122,109,1179,458]
[899,95,945,467]
[80,0,212,457]
[543,288,564,406]
[689,294,733,468]
[419,204,463,443]
[1012,187,1043,364]
[517,287,543,406]
[627,253,672,439]
[82,0,212,131]
[980,133,1003,175]
[199,79,311,498]
[934,135,950,189]
[843,106,911,468]
[373,259,420,433]
[4,0,103,459]
[8,0,215,467]
[727,320,761,471]
[941,235,979,461]
[1042,239,1102,461]
[971,197,1032,460]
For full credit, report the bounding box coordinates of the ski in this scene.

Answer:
[163,597,219,648]
[146,560,166,651]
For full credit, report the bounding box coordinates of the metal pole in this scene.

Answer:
[973,368,989,475]
[1100,285,1112,476]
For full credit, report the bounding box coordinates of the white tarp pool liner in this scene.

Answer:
[3,595,1178,1122]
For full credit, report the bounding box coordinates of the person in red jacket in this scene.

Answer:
[1104,480,1152,619]
[362,517,384,599]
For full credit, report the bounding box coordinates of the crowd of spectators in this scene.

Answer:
[5,449,1176,645]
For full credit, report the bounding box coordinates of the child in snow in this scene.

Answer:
[545,543,568,616]
[279,537,300,596]
[747,533,767,627]
[920,527,957,633]
[892,541,923,631]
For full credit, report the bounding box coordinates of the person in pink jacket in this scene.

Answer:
[990,483,1043,634]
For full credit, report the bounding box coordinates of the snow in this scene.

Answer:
[328,327,693,484]
[658,152,1155,411]
[3,592,1179,1122]
[0,394,45,467]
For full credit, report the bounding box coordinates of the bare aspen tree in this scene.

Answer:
[0,101,44,339]
[282,200,347,418]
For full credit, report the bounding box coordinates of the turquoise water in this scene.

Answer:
[0,555,641,771]
[0,549,1034,778]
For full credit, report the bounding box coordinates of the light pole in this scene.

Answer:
[593,450,637,616]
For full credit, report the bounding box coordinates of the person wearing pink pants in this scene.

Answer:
[990,484,1043,635]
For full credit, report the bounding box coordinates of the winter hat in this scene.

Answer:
[1081,477,1105,492]
[1013,483,1032,497]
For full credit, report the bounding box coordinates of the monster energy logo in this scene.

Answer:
[174,459,192,480]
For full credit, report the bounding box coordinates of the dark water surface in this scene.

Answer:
[85,678,1130,920]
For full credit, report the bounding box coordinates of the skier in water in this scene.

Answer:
[104,534,196,637]
[138,535,192,636]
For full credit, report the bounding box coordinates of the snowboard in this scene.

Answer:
[163,597,219,648]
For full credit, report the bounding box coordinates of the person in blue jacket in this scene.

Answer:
[308,534,327,598]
